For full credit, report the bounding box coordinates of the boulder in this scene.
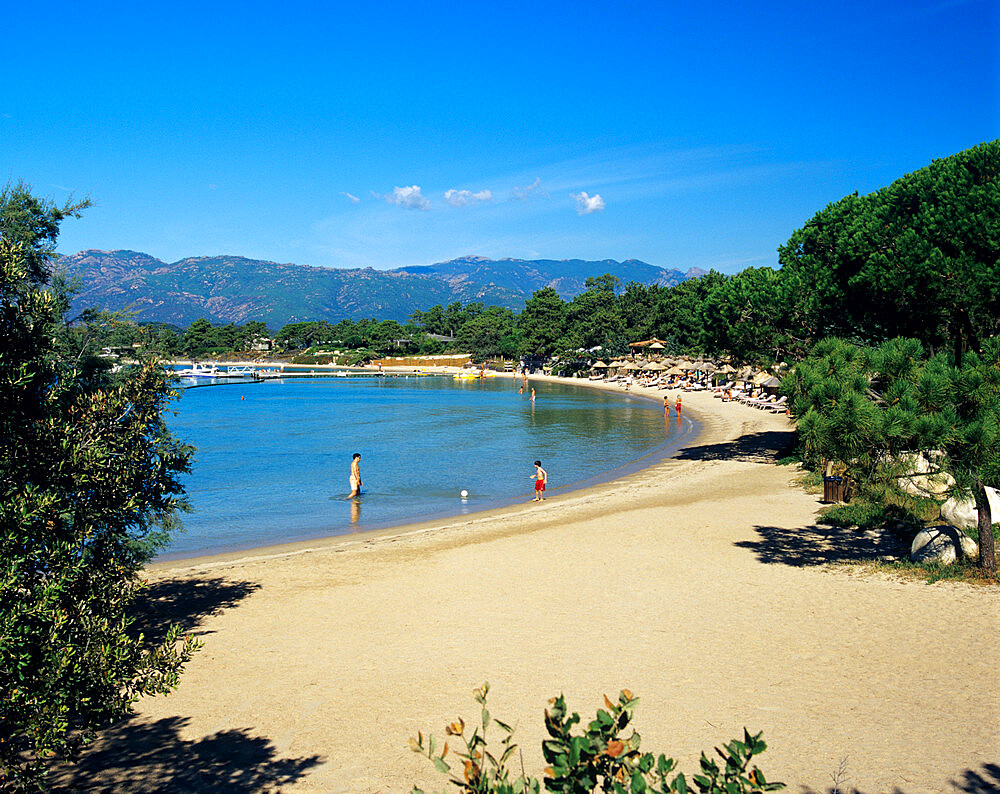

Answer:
[897,452,955,499]
[910,525,979,565]
[940,486,1000,530]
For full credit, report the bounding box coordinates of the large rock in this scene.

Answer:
[897,452,955,499]
[940,486,1000,530]
[910,525,979,564]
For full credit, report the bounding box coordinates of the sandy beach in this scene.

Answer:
[56,377,1000,793]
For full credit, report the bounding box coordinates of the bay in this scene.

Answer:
[159,375,697,559]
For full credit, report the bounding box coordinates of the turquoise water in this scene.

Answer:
[159,376,697,559]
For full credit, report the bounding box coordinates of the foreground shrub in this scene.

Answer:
[411,684,783,794]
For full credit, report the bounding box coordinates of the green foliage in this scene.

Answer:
[520,288,569,356]
[785,335,1000,576]
[777,140,1000,362]
[411,682,539,794]
[0,181,91,284]
[0,187,198,790]
[817,499,906,531]
[412,686,782,794]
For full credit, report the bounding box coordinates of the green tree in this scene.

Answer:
[182,317,215,354]
[702,268,795,364]
[785,336,1000,576]
[777,140,1000,364]
[519,287,567,356]
[649,271,723,354]
[618,281,656,341]
[236,320,269,351]
[455,307,516,361]
[0,181,90,283]
[1,188,198,788]
[565,274,623,350]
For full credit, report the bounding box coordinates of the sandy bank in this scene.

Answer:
[59,380,1000,793]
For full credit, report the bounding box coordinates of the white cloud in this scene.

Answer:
[444,188,493,207]
[509,177,547,201]
[573,191,606,215]
[341,192,360,204]
[386,185,430,210]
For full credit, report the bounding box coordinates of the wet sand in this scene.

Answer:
[59,378,1000,793]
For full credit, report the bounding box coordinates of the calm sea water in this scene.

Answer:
[158,375,697,559]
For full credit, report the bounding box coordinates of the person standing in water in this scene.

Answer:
[530,387,536,402]
[531,460,547,501]
[675,395,682,415]
[349,452,362,497]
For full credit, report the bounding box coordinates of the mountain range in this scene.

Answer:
[55,250,704,328]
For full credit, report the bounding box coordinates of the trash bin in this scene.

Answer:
[823,476,844,503]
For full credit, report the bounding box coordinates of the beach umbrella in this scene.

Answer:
[591,361,609,369]
[717,364,737,374]
[701,362,718,372]
[680,362,698,371]
[623,362,641,371]
[648,342,665,350]
[761,376,782,387]
[643,362,666,371]
[666,365,686,376]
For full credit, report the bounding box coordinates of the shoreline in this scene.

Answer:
[152,372,700,567]
[63,378,1000,793]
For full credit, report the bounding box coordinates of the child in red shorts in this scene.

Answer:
[531,460,547,501]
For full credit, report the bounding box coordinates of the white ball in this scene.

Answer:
[460,489,469,498]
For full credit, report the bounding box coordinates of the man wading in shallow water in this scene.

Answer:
[349,452,362,497]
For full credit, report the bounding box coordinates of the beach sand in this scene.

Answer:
[57,378,1000,793]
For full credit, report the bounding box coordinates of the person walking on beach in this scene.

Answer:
[531,460,547,501]
[349,452,362,497]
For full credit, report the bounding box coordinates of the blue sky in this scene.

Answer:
[4,0,997,273]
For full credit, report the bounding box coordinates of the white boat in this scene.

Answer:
[253,368,282,379]
[177,363,221,378]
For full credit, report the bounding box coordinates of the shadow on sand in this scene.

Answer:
[735,523,902,567]
[675,429,796,464]
[51,713,323,792]
[50,575,322,791]
[131,574,262,643]
[796,761,1000,793]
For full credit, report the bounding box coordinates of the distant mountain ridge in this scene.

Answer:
[392,256,704,298]
[56,250,704,328]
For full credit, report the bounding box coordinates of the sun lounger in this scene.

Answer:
[765,395,787,412]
